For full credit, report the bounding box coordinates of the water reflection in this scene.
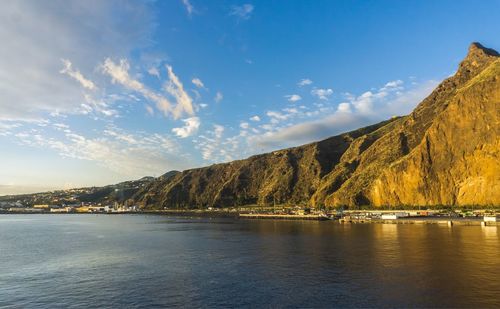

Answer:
[0,215,498,308]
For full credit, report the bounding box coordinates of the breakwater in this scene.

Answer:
[340,217,500,226]
[239,213,329,220]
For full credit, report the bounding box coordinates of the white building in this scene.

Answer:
[483,216,498,222]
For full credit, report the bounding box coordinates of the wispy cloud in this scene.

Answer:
[59,59,97,90]
[172,117,200,138]
[101,59,194,119]
[181,0,194,16]
[0,122,22,137]
[298,78,313,87]
[13,125,187,178]
[147,67,160,78]
[195,124,230,161]
[285,94,302,102]
[250,112,366,148]
[229,4,254,20]
[102,58,172,117]
[164,65,195,118]
[250,79,438,150]
[250,115,261,121]
[214,91,223,103]
[0,0,154,121]
[192,77,205,88]
[311,88,333,100]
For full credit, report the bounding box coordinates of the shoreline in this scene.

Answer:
[1,211,499,226]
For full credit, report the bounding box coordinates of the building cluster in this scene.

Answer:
[340,209,499,222]
[0,202,139,214]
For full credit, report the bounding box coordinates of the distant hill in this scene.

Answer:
[132,43,499,209]
[0,177,159,206]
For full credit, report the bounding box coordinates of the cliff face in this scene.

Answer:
[370,48,500,206]
[137,43,500,209]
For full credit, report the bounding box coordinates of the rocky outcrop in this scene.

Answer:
[136,43,500,209]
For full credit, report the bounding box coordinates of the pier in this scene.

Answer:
[239,213,329,221]
[339,217,500,226]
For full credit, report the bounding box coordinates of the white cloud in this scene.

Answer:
[245,79,438,151]
[266,111,289,122]
[13,125,186,178]
[0,0,154,121]
[145,105,154,115]
[214,91,223,103]
[250,112,366,149]
[59,59,97,90]
[240,122,250,129]
[81,94,118,117]
[311,88,333,100]
[229,4,254,20]
[285,94,302,102]
[182,0,194,16]
[195,125,239,162]
[384,80,404,88]
[213,124,225,139]
[172,117,200,138]
[102,58,172,116]
[147,67,160,78]
[192,77,205,88]
[250,115,261,122]
[0,121,22,136]
[164,65,195,118]
[101,59,194,119]
[337,102,351,113]
[298,78,313,87]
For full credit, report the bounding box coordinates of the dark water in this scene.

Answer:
[0,215,499,308]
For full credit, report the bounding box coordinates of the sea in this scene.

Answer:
[0,214,499,308]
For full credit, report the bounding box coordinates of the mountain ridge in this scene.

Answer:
[2,43,498,209]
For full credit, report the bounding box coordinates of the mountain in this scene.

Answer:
[132,43,499,209]
[2,43,498,209]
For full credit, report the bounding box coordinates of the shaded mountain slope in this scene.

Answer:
[133,120,396,208]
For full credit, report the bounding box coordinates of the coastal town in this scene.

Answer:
[0,201,139,214]
[1,199,499,226]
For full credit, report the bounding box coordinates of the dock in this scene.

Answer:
[239,213,329,221]
[339,217,500,226]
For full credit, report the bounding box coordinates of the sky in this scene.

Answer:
[1,0,499,195]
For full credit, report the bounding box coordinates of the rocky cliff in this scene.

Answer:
[136,43,499,209]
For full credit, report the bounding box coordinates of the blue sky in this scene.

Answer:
[1,0,499,194]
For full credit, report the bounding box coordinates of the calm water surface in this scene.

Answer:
[0,214,499,308]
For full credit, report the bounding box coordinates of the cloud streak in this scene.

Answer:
[13,124,187,178]
[248,79,438,151]
[101,59,194,119]
[181,0,194,16]
[0,0,154,121]
[229,4,254,20]
[59,59,97,90]
[285,94,302,102]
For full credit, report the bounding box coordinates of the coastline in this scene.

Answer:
[2,210,500,226]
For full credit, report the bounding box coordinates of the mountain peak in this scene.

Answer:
[455,42,498,78]
[468,42,499,57]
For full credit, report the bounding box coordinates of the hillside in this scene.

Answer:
[132,43,499,209]
[2,43,498,209]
